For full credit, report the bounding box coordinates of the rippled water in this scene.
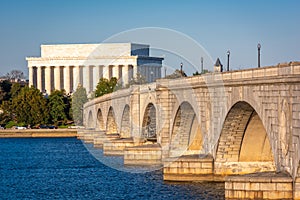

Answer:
[0,138,224,199]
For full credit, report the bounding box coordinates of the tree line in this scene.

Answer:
[0,71,151,129]
[0,80,88,129]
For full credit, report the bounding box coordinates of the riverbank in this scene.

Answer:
[0,129,78,138]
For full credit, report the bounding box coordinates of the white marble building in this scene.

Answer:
[26,43,163,94]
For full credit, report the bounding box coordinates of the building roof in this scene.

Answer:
[215,58,222,66]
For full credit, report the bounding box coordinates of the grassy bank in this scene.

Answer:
[0,129,78,138]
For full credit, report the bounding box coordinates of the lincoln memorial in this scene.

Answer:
[26,43,163,94]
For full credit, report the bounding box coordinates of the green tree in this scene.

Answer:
[10,83,23,98]
[0,80,12,103]
[0,100,13,125]
[0,81,15,125]
[63,93,72,121]
[48,90,67,125]
[72,84,88,126]
[12,86,48,126]
[95,77,119,98]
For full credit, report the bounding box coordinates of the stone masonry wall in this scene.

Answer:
[84,63,300,180]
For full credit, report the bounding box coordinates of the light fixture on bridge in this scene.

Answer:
[227,50,230,71]
[180,62,183,76]
[201,57,204,73]
[257,43,261,68]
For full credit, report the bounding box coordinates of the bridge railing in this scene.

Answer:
[85,62,300,107]
[156,62,300,89]
[84,86,133,109]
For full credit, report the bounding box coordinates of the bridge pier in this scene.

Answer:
[294,165,300,199]
[77,129,99,143]
[163,155,221,182]
[93,133,120,148]
[225,172,293,199]
[103,138,143,156]
[162,156,296,199]
[124,143,162,166]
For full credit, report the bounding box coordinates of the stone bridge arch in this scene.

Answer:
[87,110,95,129]
[106,106,118,134]
[141,103,157,141]
[214,101,276,175]
[97,109,105,131]
[169,101,203,157]
[120,104,130,138]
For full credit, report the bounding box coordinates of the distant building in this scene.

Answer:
[214,58,223,72]
[10,78,28,85]
[26,43,164,94]
[0,77,28,86]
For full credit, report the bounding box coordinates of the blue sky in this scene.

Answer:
[0,0,299,77]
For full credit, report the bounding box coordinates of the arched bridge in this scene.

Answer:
[83,62,300,199]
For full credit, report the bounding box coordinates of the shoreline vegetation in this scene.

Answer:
[0,79,89,130]
[0,129,78,138]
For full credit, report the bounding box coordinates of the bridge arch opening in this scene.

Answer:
[106,107,118,134]
[97,109,105,131]
[87,111,94,129]
[170,102,203,157]
[215,101,275,175]
[142,103,156,141]
[120,105,130,138]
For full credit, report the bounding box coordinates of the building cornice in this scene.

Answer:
[26,55,139,61]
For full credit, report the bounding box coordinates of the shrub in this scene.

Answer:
[5,121,17,129]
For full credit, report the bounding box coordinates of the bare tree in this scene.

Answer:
[5,70,25,80]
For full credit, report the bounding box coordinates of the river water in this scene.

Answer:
[0,138,224,199]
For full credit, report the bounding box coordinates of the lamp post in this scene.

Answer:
[180,62,183,76]
[227,50,230,71]
[201,57,204,73]
[257,43,261,68]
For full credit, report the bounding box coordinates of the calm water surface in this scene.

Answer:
[0,138,224,199]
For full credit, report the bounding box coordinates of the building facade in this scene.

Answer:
[26,43,163,94]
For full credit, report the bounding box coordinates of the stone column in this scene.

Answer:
[118,65,122,80]
[73,66,80,90]
[36,66,42,92]
[128,65,134,82]
[64,66,71,94]
[85,66,91,93]
[122,65,129,86]
[54,66,61,90]
[89,66,93,92]
[103,65,109,80]
[99,65,104,79]
[69,66,74,93]
[133,64,138,79]
[80,66,83,86]
[44,66,51,94]
[93,66,100,88]
[150,66,154,82]
[28,66,34,87]
[112,65,119,79]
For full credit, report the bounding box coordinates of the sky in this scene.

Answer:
[0,0,299,77]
